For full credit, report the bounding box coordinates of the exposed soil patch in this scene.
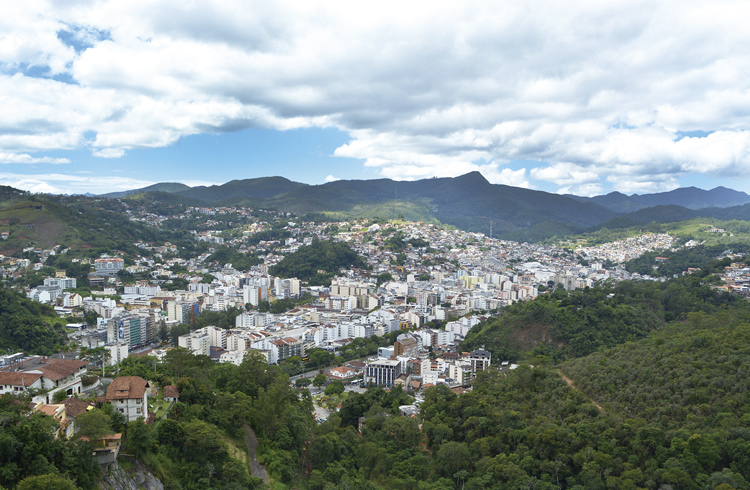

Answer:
[244,424,269,485]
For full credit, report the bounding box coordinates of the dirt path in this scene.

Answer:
[244,424,270,485]
[557,369,604,412]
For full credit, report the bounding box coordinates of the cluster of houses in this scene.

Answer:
[0,354,177,465]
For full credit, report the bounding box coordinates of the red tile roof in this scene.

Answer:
[162,385,179,399]
[0,372,43,387]
[64,397,93,418]
[35,359,88,381]
[100,376,150,401]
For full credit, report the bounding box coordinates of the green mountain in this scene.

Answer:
[100,182,191,198]
[0,286,68,355]
[100,173,750,242]
[0,191,179,255]
[571,185,750,212]
[259,172,619,237]
[179,176,306,202]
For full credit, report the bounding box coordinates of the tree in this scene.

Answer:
[295,378,312,388]
[375,272,393,286]
[52,389,68,404]
[16,474,78,490]
[79,346,110,376]
[307,349,334,369]
[75,409,113,443]
[158,322,169,343]
[156,419,186,450]
[313,373,327,388]
[324,380,345,396]
[101,403,127,432]
[125,418,153,459]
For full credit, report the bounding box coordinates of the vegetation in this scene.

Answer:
[303,302,750,489]
[257,292,315,314]
[206,246,261,271]
[0,394,101,489]
[0,286,67,355]
[556,218,750,249]
[462,269,745,362]
[108,349,312,489]
[624,243,750,277]
[270,239,369,286]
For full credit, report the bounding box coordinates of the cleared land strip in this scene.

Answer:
[557,369,604,412]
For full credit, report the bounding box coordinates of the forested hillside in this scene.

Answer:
[269,239,369,286]
[0,286,67,355]
[301,313,750,489]
[461,270,745,361]
[0,395,100,489]
[564,309,750,430]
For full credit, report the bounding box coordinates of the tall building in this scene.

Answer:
[393,337,419,358]
[167,300,200,324]
[43,277,77,289]
[108,313,153,348]
[365,359,402,386]
[94,257,125,274]
[178,330,210,356]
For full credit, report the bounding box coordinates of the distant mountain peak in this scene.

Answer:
[454,171,491,185]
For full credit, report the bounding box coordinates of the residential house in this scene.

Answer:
[98,376,150,422]
[0,357,88,404]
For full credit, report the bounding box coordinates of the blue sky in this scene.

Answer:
[2,1,750,196]
[36,128,373,189]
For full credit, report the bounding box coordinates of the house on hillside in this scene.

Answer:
[0,357,88,404]
[162,384,179,402]
[97,376,151,422]
[64,397,95,435]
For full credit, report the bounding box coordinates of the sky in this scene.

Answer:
[2,1,750,196]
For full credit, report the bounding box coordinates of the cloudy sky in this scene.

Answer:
[2,1,750,196]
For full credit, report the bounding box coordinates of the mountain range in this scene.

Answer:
[567,185,750,212]
[98,172,750,239]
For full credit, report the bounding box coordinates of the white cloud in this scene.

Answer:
[0,172,155,195]
[0,152,70,164]
[325,175,339,183]
[3,1,750,192]
[0,173,216,195]
[92,148,125,158]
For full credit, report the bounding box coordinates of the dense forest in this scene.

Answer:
[461,267,746,361]
[0,395,101,489]
[0,286,67,355]
[303,309,750,490]
[206,246,262,271]
[269,239,370,286]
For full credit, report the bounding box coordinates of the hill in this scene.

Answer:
[571,185,750,212]
[99,182,191,198]
[0,286,68,355]
[261,172,618,237]
[461,270,745,361]
[179,176,306,202]
[100,173,750,242]
[305,303,750,489]
[101,173,618,238]
[564,309,750,430]
[0,193,179,255]
[269,239,369,286]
